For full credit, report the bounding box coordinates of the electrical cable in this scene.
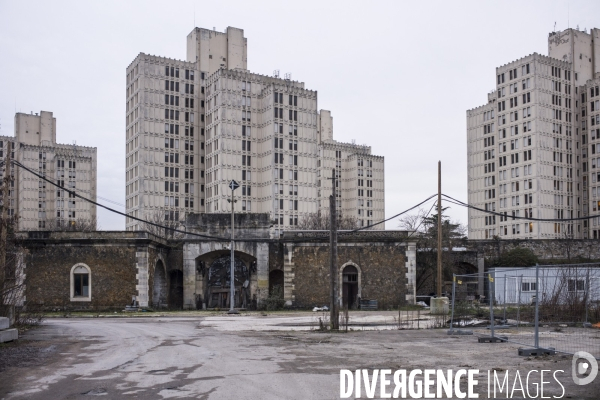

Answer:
[11,160,231,241]
[96,195,125,208]
[279,194,439,243]
[9,158,446,243]
[442,193,600,222]
[403,198,438,242]
[339,193,438,234]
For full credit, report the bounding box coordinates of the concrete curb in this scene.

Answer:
[0,328,18,343]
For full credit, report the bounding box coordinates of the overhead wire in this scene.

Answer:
[403,198,438,242]
[10,159,439,243]
[11,160,231,241]
[278,194,439,243]
[442,193,600,222]
[13,156,598,242]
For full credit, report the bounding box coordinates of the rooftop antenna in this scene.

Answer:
[284,72,292,80]
[273,70,280,78]
[554,21,556,32]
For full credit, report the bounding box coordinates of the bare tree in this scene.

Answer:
[0,211,22,321]
[1,152,26,322]
[140,210,186,240]
[44,217,99,232]
[297,212,359,230]
[398,208,429,232]
[399,207,468,294]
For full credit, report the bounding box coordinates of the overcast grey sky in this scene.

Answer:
[1,0,598,230]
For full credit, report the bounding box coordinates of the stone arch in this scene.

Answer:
[339,261,362,309]
[269,269,284,297]
[196,250,256,309]
[153,259,167,308]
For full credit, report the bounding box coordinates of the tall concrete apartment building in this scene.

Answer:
[467,28,600,239]
[125,27,384,233]
[0,111,97,231]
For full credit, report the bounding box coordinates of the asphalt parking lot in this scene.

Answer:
[0,311,598,399]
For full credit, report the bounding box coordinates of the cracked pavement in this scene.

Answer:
[0,312,598,399]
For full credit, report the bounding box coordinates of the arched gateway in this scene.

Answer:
[205,255,251,308]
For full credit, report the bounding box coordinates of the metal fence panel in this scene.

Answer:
[450,263,600,359]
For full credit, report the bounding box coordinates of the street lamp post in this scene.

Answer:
[228,180,239,314]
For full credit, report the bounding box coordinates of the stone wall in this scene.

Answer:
[269,242,284,272]
[18,225,417,311]
[467,239,600,263]
[290,243,408,309]
[22,241,138,310]
[18,231,174,311]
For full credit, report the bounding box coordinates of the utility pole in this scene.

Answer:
[437,161,443,297]
[228,179,239,314]
[329,168,339,329]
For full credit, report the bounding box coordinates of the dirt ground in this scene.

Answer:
[0,311,598,399]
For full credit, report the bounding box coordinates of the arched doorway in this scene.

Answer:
[206,255,249,308]
[342,265,359,309]
[269,269,284,298]
[169,270,183,309]
[153,260,167,308]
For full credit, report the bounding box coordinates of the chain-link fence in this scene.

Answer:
[450,263,600,359]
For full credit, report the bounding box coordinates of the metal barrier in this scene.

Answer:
[450,263,600,359]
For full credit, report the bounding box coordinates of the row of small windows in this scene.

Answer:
[273,184,299,196]
[274,153,298,165]
[551,66,572,81]
[274,138,299,151]
[163,182,204,195]
[164,138,198,151]
[273,123,298,136]
[164,125,202,137]
[497,79,531,98]
[56,160,76,168]
[273,108,299,121]
[164,153,199,165]
[273,168,298,181]
[273,198,299,211]
[164,81,197,95]
[497,64,530,85]
[163,95,202,109]
[164,67,202,81]
[274,214,299,226]
[274,92,299,106]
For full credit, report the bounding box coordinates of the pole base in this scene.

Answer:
[447,329,473,335]
[227,309,240,314]
[518,347,556,357]
[478,336,507,343]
